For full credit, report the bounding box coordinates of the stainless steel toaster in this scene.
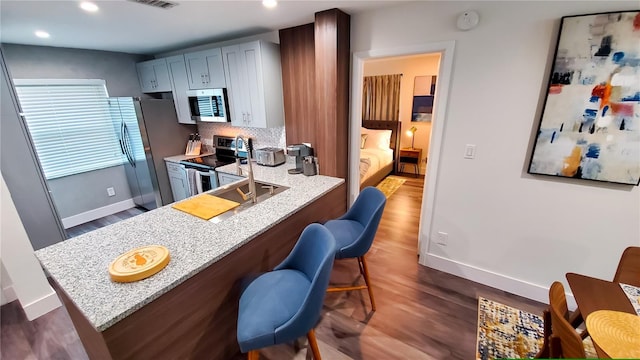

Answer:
[255,147,286,166]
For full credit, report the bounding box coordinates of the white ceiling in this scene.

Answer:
[0,0,407,55]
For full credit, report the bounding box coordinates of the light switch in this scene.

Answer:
[464,144,476,159]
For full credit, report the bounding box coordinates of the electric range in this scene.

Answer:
[178,135,251,193]
[180,154,234,170]
[180,135,250,170]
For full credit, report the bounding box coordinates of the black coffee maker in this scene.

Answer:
[286,144,313,174]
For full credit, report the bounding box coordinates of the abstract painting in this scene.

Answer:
[528,11,640,185]
[412,75,436,122]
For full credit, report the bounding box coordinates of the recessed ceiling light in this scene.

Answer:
[80,2,99,12]
[35,30,50,39]
[262,0,277,9]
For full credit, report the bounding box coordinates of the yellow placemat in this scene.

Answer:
[586,310,640,359]
[172,194,240,220]
[109,245,170,283]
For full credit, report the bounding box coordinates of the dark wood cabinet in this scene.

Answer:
[279,23,316,147]
[399,148,422,175]
[279,9,350,181]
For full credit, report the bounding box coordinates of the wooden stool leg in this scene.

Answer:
[248,350,259,360]
[307,329,322,360]
[359,256,376,311]
[534,309,551,358]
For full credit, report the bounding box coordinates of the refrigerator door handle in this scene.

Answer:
[122,123,136,168]
[119,122,124,153]
[119,122,126,155]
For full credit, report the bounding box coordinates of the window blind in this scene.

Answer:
[13,79,124,179]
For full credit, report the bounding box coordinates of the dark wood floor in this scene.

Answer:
[65,206,147,238]
[1,175,547,359]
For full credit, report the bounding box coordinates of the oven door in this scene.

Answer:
[183,164,219,195]
[195,170,219,193]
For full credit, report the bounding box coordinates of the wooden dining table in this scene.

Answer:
[566,272,639,358]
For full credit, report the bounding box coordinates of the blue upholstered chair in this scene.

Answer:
[237,223,336,360]
[323,186,386,311]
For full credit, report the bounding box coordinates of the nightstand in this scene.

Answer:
[398,148,422,175]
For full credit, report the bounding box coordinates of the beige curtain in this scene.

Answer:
[362,74,402,121]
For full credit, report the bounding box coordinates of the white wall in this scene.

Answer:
[1,174,61,319]
[352,1,640,303]
[364,54,441,174]
[3,44,145,225]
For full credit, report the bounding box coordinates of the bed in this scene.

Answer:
[359,120,401,189]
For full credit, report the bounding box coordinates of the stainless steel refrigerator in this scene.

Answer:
[109,98,195,210]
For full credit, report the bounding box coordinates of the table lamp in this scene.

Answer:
[407,126,418,149]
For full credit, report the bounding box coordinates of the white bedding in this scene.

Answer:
[360,148,393,183]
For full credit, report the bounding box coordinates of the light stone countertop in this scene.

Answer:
[35,159,343,332]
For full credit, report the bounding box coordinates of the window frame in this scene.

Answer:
[13,78,124,180]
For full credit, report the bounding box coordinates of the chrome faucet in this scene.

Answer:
[234,135,256,203]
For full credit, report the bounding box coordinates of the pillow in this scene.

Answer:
[360,134,368,149]
[361,128,392,150]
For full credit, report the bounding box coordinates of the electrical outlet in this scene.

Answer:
[436,231,448,246]
[107,187,116,197]
[464,144,476,159]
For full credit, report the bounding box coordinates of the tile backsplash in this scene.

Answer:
[197,123,286,153]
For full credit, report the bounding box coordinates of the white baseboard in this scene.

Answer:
[22,289,61,320]
[422,253,578,310]
[1,284,17,305]
[61,199,136,229]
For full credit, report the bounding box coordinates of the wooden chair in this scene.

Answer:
[323,187,386,311]
[534,309,552,358]
[548,281,588,358]
[536,281,589,358]
[613,246,640,286]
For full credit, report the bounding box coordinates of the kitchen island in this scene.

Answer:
[35,160,346,359]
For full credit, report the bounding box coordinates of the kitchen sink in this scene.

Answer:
[205,179,288,223]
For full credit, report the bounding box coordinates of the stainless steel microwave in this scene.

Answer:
[186,88,230,122]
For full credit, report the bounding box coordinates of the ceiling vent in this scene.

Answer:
[128,0,178,9]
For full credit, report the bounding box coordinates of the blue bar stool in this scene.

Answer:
[324,186,386,311]
[237,224,336,360]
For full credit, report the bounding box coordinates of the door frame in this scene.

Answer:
[348,41,456,261]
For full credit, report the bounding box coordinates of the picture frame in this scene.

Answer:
[528,10,640,185]
[411,75,436,122]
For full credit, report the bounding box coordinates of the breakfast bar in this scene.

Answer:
[35,161,346,359]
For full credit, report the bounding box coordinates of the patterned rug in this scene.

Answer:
[375,176,406,198]
[476,297,544,360]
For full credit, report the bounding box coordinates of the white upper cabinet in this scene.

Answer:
[184,48,226,90]
[136,58,172,93]
[166,55,195,124]
[222,40,284,129]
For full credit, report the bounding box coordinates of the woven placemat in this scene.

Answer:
[586,310,640,359]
